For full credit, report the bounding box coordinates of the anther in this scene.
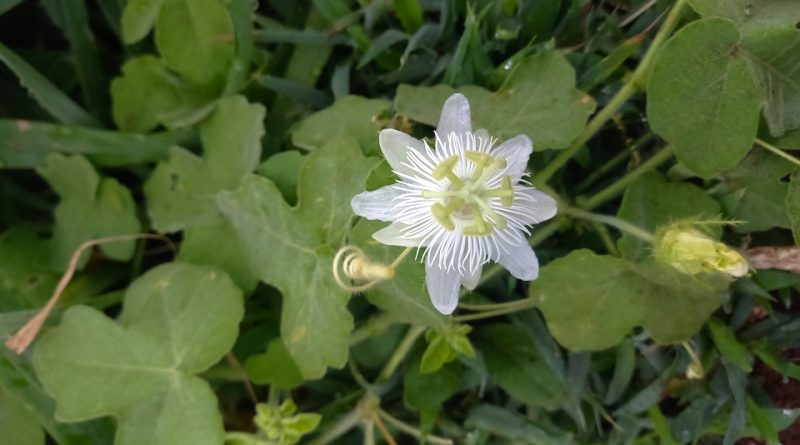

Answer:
[431,203,455,231]
[465,151,492,180]
[463,219,494,236]
[474,199,507,230]
[431,155,463,187]
[500,176,513,207]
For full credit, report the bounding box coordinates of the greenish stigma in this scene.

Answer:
[423,151,515,236]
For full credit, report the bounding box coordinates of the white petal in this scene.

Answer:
[513,187,558,225]
[461,266,482,291]
[493,242,540,281]
[351,185,400,221]
[436,93,471,136]
[379,129,425,175]
[373,222,426,247]
[425,258,461,314]
[493,135,532,181]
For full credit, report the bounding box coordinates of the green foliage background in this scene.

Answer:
[1,0,799,444]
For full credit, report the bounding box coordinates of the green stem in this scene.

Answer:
[350,312,396,346]
[378,410,454,445]
[591,221,622,256]
[756,138,800,168]
[580,145,674,210]
[565,207,655,242]
[576,132,655,192]
[267,386,280,406]
[534,0,688,186]
[454,298,537,322]
[307,409,363,445]
[459,299,536,311]
[375,325,425,383]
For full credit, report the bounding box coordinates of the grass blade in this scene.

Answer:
[0,119,178,168]
[0,43,101,128]
[41,0,108,120]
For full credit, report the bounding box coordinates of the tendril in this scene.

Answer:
[333,245,412,293]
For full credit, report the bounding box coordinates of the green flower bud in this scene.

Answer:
[654,225,748,277]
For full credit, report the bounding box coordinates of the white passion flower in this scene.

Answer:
[351,93,557,314]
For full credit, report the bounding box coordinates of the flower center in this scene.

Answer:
[421,151,514,236]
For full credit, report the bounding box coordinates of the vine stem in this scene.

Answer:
[580,145,674,210]
[576,132,655,192]
[756,138,800,168]
[454,298,537,322]
[533,0,688,186]
[378,410,454,445]
[564,207,655,242]
[375,325,425,383]
[307,409,362,445]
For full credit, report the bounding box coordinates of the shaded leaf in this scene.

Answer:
[0,229,58,310]
[257,150,305,205]
[245,338,304,389]
[466,404,574,445]
[475,324,567,410]
[788,172,800,244]
[718,149,794,232]
[404,357,461,410]
[708,317,753,372]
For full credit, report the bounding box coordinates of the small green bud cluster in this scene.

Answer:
[225,400,321,445]
[420,322,476,373]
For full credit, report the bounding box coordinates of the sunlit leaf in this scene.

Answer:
[0,385,45,445]
[647,18,763,177]
[533,250,727,350]
[218,137,379,378]
[111,56,209,132]
[37,153,140,270]
[33,263,244,445]
[291,95,391,155]
[395,52,595,150]
[617,172,721,261]
[688,0,800,136]
[154,0,234,89]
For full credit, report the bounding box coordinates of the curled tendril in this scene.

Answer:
[333,245,411,293]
